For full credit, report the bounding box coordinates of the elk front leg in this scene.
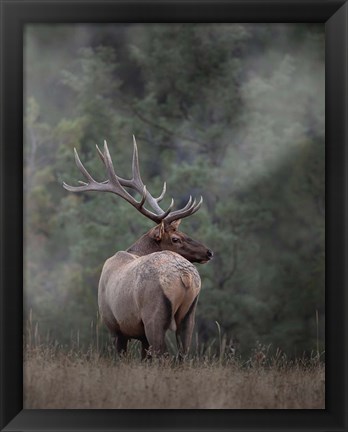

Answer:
[176,297,198,356]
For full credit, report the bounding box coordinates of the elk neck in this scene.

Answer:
[126,233,162,256]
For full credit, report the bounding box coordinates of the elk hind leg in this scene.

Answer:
[142,293,172,356]
[140,337,150,360]
[114,332,128,357]
[176,297,198,357]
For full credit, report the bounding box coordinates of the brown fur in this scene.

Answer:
[98,220,212,357]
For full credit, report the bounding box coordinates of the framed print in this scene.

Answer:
[1,0,347,431]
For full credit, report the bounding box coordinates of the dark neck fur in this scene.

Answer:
[126,234,161,256]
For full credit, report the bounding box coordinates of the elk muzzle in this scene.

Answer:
[197,248,214,264]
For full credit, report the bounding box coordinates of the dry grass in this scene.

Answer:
[24,346,325,409]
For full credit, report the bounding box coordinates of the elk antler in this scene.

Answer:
[63,136,203,224]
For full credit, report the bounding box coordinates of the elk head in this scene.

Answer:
[147,220,213,263]
[63,136,213,264]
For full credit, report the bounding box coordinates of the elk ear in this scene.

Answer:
[170,219,181,231]
[149,222,165,241]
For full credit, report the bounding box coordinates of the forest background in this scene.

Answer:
[24,23,325,359]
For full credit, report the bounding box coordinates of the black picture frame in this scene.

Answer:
[1,1,347,431]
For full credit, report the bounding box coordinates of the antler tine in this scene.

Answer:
[164,195,193,219]
[166,195,194,218]
[63,148,99,192]
[131,135,143,188]
[74,148,95,183]
[164,196,203,224]
[103,140,121,185]
[130,136,169,216]
[160,198,175,219]
[96,144,105,164]
[192,196,204,213]
[138,185,147,209]
[156,182,166,203]
[98,140,130,189]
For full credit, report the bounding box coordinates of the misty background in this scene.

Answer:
[24,24,325,358]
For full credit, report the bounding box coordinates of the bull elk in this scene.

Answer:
[63,136,213,358]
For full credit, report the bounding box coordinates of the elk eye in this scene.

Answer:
[172,237,181,243]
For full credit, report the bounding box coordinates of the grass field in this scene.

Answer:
[24,344,325,409]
